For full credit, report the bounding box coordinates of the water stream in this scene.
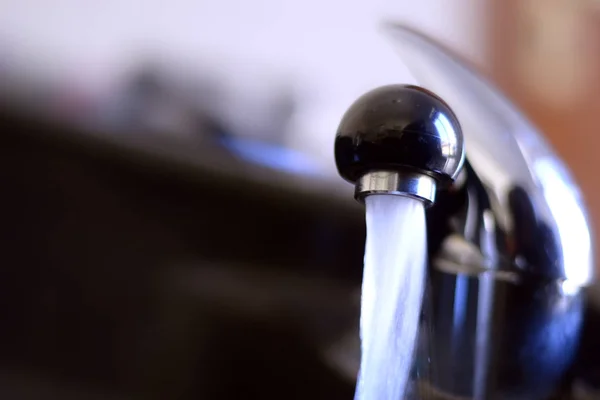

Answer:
[355,195,428,400]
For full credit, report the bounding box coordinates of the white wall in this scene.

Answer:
[0,0,486,170]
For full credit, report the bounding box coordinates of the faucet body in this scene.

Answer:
[426,163,585,399]
[395,26,594,398]
[335,26,595,399]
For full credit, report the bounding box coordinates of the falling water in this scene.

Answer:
[355,195,428,400]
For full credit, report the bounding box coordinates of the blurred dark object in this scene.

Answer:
[0,106,360,399]
[101,63,227,139]
[99,62,299,147]
[0,56,300,154]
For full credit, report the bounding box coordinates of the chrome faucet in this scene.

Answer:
[334,26,595,399]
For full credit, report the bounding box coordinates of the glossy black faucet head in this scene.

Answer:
[334,84,465,189]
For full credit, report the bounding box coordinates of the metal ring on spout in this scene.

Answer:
[355,171,437,206]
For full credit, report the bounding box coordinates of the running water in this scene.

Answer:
[355,195,428,400]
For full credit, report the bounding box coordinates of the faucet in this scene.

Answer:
[333,26,595,399]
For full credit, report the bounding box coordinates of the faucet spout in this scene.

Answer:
[334,25,595,399]
[334,84,465,206]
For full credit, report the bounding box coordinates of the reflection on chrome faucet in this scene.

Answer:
[333,25,595,399]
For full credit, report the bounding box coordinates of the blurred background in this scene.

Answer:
[0,0,487,171]
[0,0,598,208]
[0,0,599,398]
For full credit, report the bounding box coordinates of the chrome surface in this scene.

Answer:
[355,171,436,205]
[385,24,594,287]
[331,24,596,400]
[428,270,583,399]
[332,25,596,400]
